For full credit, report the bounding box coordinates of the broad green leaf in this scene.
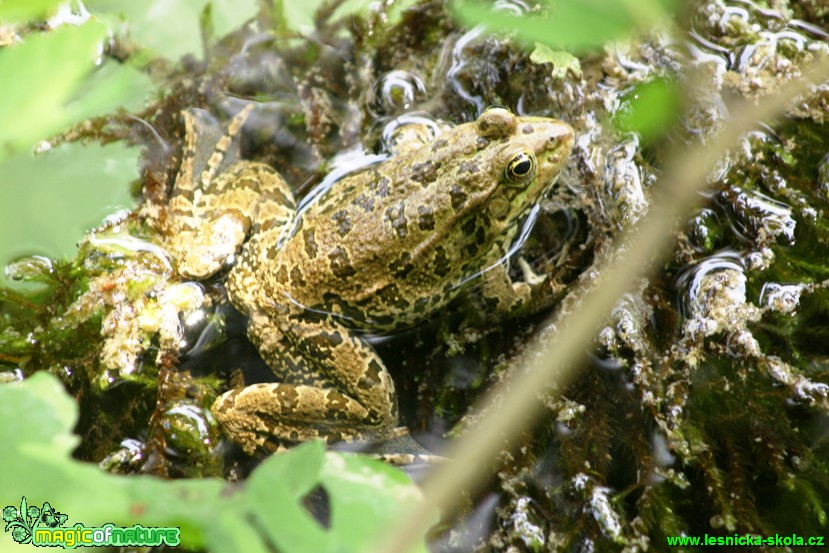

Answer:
[0,372,428,552]
[0,142,139,287]
[530,43,581,79]
[321,452,428,551]
[0,0,62,23]
[247,442,331,553]
[612,77,680,143]
[274,0,420,35]
[88,0,259,60]
[0,22,152,157]
[452,0,678,52]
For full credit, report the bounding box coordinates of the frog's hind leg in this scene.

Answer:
[211,313,398,455]
[165,105,295,280]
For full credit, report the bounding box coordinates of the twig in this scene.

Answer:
[371,54,829,553]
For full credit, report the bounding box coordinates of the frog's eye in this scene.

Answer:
[504,151,536,185]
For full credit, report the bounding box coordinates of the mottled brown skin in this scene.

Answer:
[167,105,574,455]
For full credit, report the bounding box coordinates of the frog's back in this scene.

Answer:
[263,110,574,330]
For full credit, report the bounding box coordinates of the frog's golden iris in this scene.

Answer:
[505,151,537,185]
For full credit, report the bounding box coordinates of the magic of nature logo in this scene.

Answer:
[3,497,180,548]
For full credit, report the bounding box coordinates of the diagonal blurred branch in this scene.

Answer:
[373,54,829,553]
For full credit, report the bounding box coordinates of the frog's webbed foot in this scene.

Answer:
[211,312,398,455]
[478,260,532,315]
[167,162,293,279]
[164,105,295,280]
[478,252,564,318]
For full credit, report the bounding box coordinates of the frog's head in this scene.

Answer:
[473,107,574,230]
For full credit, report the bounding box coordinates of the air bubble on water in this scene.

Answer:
[759,282,803,315]
[368,70,427,117]
[718,186,795,245]
[380,112,447,156]
[677,252,752,338]
[492,0,530,16]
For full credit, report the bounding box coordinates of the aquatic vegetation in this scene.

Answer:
[2,0,829,551]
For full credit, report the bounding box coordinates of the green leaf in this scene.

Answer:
[246,442,330,553]
[274,0,420,35]
[452,0,678,52]
[0,372,428,552]
[321,452,428,551]
[530,43,581,79]
[88,0,260,60]
[0,22,153,158]
[612,77,681,143]
[0,142,139,288]
[0,0,62,23]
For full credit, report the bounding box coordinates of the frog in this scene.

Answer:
[165,104,574,456]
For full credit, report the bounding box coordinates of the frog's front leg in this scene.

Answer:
[211,311,398,455]
[478,247,557,319]
[478,255,528,315]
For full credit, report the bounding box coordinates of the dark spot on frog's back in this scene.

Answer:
[327,246,356,279]
[276,265,290,284]
[410,160,440,186]
[325,390,349,412]
[303,227,318,259]
[272,385,299,408]
[271,186,292,207]
[301,328,345,356]
[314,329,345,348]
[431,138,448,152]
[322,291,344,306]
[332,209,352,236]
[370,173,390,198]
[376,283,410,310]
[413,296,429,313]
[522,124,534,135]
[457,159,480,175]
[224,172,261,193]
[389,252,413,278]
[450,185,467,211]
[353,193,375,213]
[386,202,408,238]
[290,266,306,287]
[462,217,476,236]
[476,225,487,245]
[476,137,489,150]
[432,245,451,277]
[359,359,384,390]
[417,205,435,231]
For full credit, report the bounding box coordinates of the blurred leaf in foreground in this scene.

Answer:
[452,0,678,52]
[273,0,421,36]
[0,142,140,287]
[0,0,62,23]
[0,372,427,552]
[0,21,152,158]
[612,76,681,143]
[89,0,260,60]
